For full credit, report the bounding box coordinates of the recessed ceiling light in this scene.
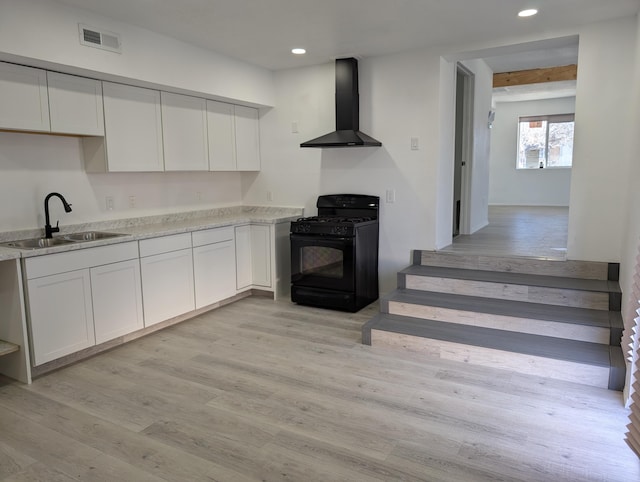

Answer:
[291,48,306,55]
[518,8,538,17]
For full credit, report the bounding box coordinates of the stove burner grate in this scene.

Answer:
[295,216,374,224]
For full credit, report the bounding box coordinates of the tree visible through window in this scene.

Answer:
[517,113,575,169]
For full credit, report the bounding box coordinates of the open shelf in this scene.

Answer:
[0,339,19,357]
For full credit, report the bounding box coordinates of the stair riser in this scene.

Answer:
[387,301,611,345]
[404,275,611,310]
[370,329,611,389]
[415,251,616,281]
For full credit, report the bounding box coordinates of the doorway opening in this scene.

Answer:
[453,64,474,237]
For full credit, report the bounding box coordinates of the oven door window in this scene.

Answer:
[291,235,354,290]
[301,246,343,278]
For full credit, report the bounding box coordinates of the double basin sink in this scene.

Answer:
[1,231,128,250]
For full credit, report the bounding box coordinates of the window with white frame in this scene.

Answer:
[517,113,575,169]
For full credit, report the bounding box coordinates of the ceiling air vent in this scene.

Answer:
[79,24,121,53]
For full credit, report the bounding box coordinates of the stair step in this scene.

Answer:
[363,313,625,390]
[400,264,621,311]
[383,289,623,345]
[414,250,618,281]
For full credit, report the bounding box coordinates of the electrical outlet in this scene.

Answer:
[128,195,136,208]
[411,137,419,150]
[291,121,299,134]
[267,191,273,201]
[105,196,114,211]
[196,191,202,201]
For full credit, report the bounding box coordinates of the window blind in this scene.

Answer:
[625,242,640,457]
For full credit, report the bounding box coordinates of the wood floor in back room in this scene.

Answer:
[0,296,638,481]
[442,205,569,259]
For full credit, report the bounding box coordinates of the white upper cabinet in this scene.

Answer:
[234,105,261,171]
[207,101,260,171]
[162,92,209,171]
[0,60,261,173]
[207,100,236,171]
[0,62,50,132]
[47,72,104,136]
[85,82,165,172]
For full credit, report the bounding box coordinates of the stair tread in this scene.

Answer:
[402,264,621,293]
[385,288,622,329]
[366,313,614,367]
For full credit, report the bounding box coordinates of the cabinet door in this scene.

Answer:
[47,72,104,136]
[235,225,252,290]
[162,92,209,171]
[140,248,195,326]
[0,62,50,132]
[27,269,94,365]
[250,224,272,287]
[234,105,260,171]
[102,82,164,172]
[207,100,236,171]
[193,240,236,308]
[91,259,144,344]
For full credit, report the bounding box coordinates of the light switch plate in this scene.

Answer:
[386,189,396,203]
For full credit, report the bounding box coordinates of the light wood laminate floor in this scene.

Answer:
[443,206,569,259]
[1,296,638,481]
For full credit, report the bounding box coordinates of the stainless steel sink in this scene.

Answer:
[0,231,127,250]
[1,237,76,249]
[63,231,126,242]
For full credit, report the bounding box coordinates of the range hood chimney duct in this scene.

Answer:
[300,57,381,148]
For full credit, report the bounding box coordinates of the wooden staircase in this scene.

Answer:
[363,251,626,390]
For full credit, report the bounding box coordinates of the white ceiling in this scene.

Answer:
[54,0,639,71]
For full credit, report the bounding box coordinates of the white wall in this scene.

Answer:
[489,97,574,206]
[249,51,447,293]
[620,13,640,401]
[0,132,242,231]
[568,16,638,262]
[0,0,275,106]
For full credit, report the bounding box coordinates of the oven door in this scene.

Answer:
[290,234,354,292]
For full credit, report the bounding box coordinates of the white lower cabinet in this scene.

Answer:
[235,224,272,290]
[91,259,144,344]
[250,224,272,287]
[26,269,94,366]
[192,227,236,309]
[21,220,284,368]
[139,234,195,326]
[24,242,141,366]
[235,225,252,290]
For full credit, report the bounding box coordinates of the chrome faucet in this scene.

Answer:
[44,192,72,238]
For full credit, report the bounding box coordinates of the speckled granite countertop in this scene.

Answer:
[0,205,303,259]
[0,249,20,261]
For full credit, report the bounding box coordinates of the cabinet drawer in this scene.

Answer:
[25,241,139,279]
[192,226,234,247]
[139,233,192,257]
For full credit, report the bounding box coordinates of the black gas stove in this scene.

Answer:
[290,194,380,312]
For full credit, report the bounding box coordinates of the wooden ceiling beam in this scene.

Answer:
[493,64,577,88]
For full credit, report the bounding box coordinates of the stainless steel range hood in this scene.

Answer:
[300,58,381,148]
